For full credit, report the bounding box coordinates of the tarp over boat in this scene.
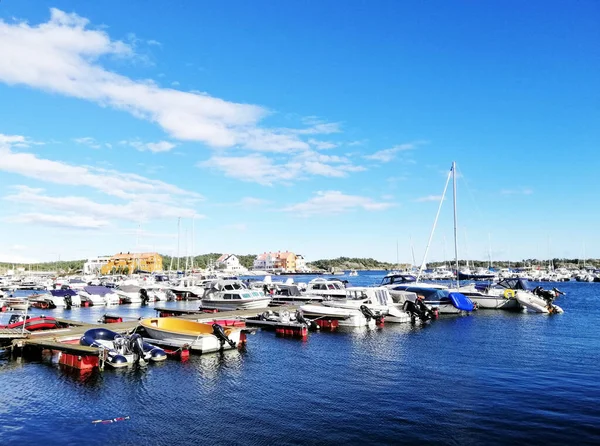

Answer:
[83,286,114,296]
[448,292,475,311]
[50,289,78,297]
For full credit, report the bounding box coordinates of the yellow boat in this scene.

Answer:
[139,317,242,353]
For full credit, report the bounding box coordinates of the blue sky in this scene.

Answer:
[0,1,598,264]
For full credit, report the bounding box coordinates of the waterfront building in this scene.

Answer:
[83,256,111,275]
[215,254,247,273]
[296,254,308,272]
[100,252,163,275]
[253,251,301,273]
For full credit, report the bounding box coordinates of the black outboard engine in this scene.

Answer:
[296,310,318,331]
[64,294,72,310]
[212,323,236,349]
[140,289,149,305]
[360,305,384,324]
[403,299,433,323]
[128,333,146,363]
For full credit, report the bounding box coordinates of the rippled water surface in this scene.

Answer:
[2,273,600,445]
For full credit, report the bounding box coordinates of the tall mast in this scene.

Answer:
[452,161,459,287]
[177,217,181,272]
[191,216,195,272]
[416,166,452,282]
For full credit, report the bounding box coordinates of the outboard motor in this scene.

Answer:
[212,323,236,349]
[359,304,375,321]
[296,310,318,331]
[128,333,146,363]
[140,289,150,305]
[403,299,433,323]
[64,295,72,310]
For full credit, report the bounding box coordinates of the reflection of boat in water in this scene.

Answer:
[0,312,62,331]
[80,328,166,368]
[139,317,243,354]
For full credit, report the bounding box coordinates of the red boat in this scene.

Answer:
[0,313,61,331]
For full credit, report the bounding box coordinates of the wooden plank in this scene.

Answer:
[22,339,101,356]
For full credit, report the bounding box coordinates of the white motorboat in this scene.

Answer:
[453,278,526,310]
[201,279,271,310]
[6,296,30,310]
[114,285,143,304]
[322,287,414,324]
[303,278,348,299]
[299,303,378,328]
[348,270,358,277]
[79,286,120,306]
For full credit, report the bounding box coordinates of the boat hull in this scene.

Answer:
[199,297,271,311]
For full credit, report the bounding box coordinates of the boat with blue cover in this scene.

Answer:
[390,286,475,314]
[80,328,166,367]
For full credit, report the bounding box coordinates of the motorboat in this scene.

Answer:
[5,296,30,311]
[139,317,243,354]
[79,286,120,305]
[348,270,358,277]
[200,279,271,310]
[168,277,205,300]
[380,274,448,303]
[453,278,525,310]
[0,312,62,331]
[269,283,323,305]
[322,287,416,324]
[389,286,475,314]
[114,285,143,304]
[303,278,348,299]
[80,328,166,368]
[299,303,380,328]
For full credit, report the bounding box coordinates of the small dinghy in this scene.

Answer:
[80,328,167,368]
[0,312,61,331]
[516,286,564,314]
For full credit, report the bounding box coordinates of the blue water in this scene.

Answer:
[2,272,600,445]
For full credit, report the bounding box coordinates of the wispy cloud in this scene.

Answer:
[364,141,424,163]
[121,139,177,153]
[199,150,365,185]
[414,195,443,202]
[1,134,203,229]
[74,137,103,149]
[283,190,394,216]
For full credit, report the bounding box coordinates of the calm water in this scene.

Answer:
[2,273,600,445]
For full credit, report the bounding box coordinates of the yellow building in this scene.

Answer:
[100,252,163,275]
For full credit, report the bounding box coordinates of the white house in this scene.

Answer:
[215,254,247,273]
[296,254,308,272]
[83,256,111,275]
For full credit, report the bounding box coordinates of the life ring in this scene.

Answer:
[503,289,516,299]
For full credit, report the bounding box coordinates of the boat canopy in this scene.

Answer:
[84,285,114,296]
[50,289,77,297]
[496,278,532,291]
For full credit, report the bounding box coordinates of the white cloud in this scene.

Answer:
[74,136,102,149]
[171,81,180,87]
[0,9,330,153]
[147,39,161,47]
[283,190,394,216]
[308,139,338,150]
[0,134,203,230]
[122,139,177,153]
[239,197,270,207]
[5,212,109,229]
[0,136,196,200]
[364,142,423,163]
[414,195,443,202]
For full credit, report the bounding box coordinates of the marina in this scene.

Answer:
[0,270,599,444]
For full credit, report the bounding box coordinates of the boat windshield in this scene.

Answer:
[497,278,533,291]
[380,274,417,286]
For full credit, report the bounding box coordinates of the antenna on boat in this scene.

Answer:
[176,217,181,272]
